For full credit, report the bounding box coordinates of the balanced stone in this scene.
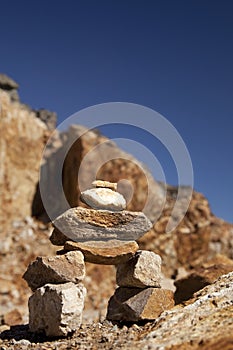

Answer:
[81,188,126,211]
[23,251,85,291]
[29,282,86,337]
[92,180,117,191]
[63,240,139,265]
[107,287,174,322]
[116,250,162,288]
[51,207,152,245]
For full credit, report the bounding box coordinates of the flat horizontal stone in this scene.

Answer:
[107,287,174,322]
[116,250,162,288]
[63,240,139,265]
[29,283,86,337]
[81,188,126,211]
[92,180,117,191]
[51,207,152,245]
[23,251,85,291]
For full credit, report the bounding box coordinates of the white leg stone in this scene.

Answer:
[29,282,86,337]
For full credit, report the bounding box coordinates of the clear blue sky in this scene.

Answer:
[1,0,232,222]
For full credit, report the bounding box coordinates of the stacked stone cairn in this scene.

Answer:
[23,180,174,336]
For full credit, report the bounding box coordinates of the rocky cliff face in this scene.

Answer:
[0,90,48,231]
[0,74,233,349]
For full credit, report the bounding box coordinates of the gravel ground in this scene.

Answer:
[0,321,152,350]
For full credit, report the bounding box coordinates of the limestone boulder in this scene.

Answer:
[29,283,86,337]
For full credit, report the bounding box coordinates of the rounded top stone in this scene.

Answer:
[92,180,117,191]
[81,188,126,211]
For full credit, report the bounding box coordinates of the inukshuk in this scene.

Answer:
[23,180,174,336]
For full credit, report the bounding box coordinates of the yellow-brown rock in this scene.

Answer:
[0,89,49,231]
[107,287,174,322]
[63,240,139,265]
[92,180,117,191]
[23,251,85,291]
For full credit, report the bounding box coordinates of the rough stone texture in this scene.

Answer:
[81,188,126,211]
[107,287,174,322]
[174,262,233,304]
[63,240,139,265]
[29,282,86,337]
[0,89,49,232]
[139,272,233,349]
[116,250,161,288]
[51,207,152,244]
[23,251,85,291]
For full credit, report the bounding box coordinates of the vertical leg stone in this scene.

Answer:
[116,250,162,288]
[29,282,86,337]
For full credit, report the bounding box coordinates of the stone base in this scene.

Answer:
[116,250,161,287]
[107,287,174,322]
[29,283,86,337]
